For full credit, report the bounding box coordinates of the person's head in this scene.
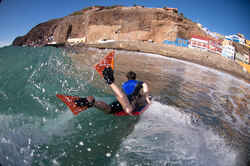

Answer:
[126,71,136,80]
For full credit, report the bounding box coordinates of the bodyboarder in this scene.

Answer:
[74,67,151,115]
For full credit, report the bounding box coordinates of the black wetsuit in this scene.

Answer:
[109,80,145,114]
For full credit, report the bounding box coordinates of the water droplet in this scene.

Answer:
[79,141,84,146]
[28,138,31,145]
[30,150,34,157]
[1,137,10,143]
[52,159,59,165]
[106,153,111,157]
[42,117,47,123]
[77,124,82,129]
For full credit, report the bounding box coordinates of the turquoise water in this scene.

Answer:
[0,46,249,166]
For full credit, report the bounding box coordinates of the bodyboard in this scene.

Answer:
[56,94,88,115]
[114,103,150,116]
[94,51,115,77]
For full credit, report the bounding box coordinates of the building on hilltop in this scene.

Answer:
[163,38,188,47]
[222,38,233,46]
[237,33,245,39]
[221,45,235,60]
[208,39,222,54]
[245,40,250,48]
[235,52,249,64]
[188,35,222,54]
[188,35,209,51]
[67,37,86,45]
[163,7,178,13]
[225,34,245,45]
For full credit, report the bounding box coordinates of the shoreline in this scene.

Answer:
[61,40,250,83]
[80,41,249,83]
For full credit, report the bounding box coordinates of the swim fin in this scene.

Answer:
[56,94,91,115]
[95,51,115,77]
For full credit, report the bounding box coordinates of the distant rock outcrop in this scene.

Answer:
[13,5,210,46]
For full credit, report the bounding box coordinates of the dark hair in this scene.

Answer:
[126,71,136,80]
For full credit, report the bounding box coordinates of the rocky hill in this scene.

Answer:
[13,5,210,46]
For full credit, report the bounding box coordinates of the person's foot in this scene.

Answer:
[103,67,114,84]
[74,96,95,108]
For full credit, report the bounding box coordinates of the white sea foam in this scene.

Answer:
[114,101,238,166]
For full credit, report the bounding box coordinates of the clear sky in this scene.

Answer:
[0,0,249,47]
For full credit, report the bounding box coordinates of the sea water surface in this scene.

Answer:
[0,46,249,166]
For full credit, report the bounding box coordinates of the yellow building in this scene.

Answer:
[222,38,233,46]
[238,61,250,73]
[246,40,250,48]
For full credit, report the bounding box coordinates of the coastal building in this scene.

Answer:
[225,34,245,45]
[188,35,222,54]
[188,35,209,51]
[163,7,178,13]
[235,52,249,64]
[208,39,222,54]
[67,37,86,44]
[222,38,233,46]
[237,61,250,73]
[213,32,224,40]
[221,45,235,60]
[47,41,57,45]
[245,40,250,48]
[163,38,188,47]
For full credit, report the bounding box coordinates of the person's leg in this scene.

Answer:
[110,83,134,115]
[94,101,112,114]
[102,67,134,115]
[85,96,112,113]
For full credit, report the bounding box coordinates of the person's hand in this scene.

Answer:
[103,67,114,85]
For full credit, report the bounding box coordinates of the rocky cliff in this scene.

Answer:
[13,5,210,46]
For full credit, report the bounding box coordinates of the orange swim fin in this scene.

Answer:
[94,51,115,77]
[56,94,89,115]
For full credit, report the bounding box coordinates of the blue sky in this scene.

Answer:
[0,0,249,47]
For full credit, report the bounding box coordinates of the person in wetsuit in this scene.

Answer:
[76,67,151,115]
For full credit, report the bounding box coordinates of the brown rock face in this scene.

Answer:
[13,19,62,46]
[13,6,209,46]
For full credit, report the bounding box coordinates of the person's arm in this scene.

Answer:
[142,82,151,104]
